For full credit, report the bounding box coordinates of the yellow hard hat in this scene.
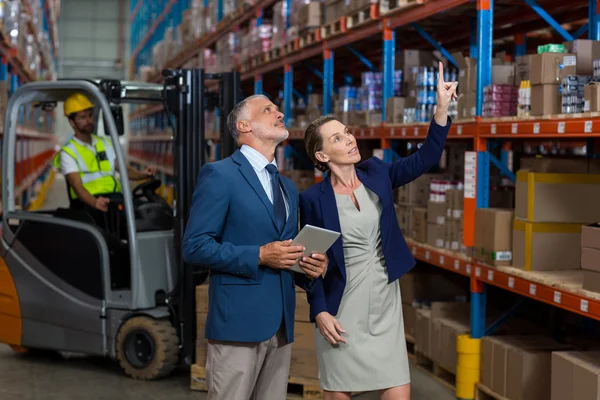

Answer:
[64,93,94,117]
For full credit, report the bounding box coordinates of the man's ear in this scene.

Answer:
[237,120,251,134]
[68,118,76,131]
[315,151,329,164]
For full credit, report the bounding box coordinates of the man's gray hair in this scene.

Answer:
[226,94,269,141]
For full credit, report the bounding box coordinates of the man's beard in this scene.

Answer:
[78,124,94,135]
[251,120,288,143]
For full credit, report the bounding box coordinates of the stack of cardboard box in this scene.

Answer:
[296,1,323,31]
[512,159,600,271]
[385,96,417,124]
[194,285,209,373]
[452,51,517,119]
[193,285,320,384]
[445,188,464,252]
[290,288,319,380]
[324,0,347,24]
[396,174,431,238]
[481,335,571,399]
[414,302,470,372]
[581,224,600,293]
[551,351,600,400]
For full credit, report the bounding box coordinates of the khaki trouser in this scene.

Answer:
[206,328,292,400]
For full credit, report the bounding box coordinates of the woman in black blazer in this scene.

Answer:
[299,62,457,399]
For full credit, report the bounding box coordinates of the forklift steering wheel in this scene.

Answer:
[132,178,162,199]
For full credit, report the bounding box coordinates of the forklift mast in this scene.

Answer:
[162,69,242,364]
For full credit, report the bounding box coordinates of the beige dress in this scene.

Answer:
[314,184,410,392]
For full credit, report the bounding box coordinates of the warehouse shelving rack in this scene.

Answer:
[0,0,60,214]
[128,0,600,396]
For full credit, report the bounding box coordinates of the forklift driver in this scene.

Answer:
[53,93,157,225]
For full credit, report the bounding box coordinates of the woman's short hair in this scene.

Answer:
[304,116,337,172]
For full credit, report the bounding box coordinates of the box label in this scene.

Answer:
[563,55,576,66]
[493,251,512,261]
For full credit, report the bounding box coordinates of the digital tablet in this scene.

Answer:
[290,224,341,274]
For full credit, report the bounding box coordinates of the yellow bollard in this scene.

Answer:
[456,334,481,400]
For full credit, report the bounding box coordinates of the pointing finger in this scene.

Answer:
[438,61,444,85]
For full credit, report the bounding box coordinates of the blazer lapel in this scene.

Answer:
[281,178,296,232]
[356,167,384,203]
[319,175,346,279]
[232,150,278,231]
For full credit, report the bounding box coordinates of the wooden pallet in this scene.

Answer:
[191,364,323,399]
[380,0,424,14]
[346,4,379,29]
[475,383,509,400]
[287,376,323,399]
[414,352,456,391]
[298,29,321,48]
[320,17,347,39]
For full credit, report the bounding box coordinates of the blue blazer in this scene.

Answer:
[299,117,451,321]
[182,149,311,344]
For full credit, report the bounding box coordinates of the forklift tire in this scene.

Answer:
[116,316,179,380]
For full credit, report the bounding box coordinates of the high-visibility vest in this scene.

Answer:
[53,135,122,199]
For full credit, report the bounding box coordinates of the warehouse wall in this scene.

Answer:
[56,0,131,144]
[58,0,130,80]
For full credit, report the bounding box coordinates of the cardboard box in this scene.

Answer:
[562,39,600,76]
[446,189,464,220]
[428,302,469,366]
[386,97,417,124]
[585,82,600,112]
[474,208,514,266]
[399,270,467,305]
[196,312,208,366]
[482,335,569,397]
[196,284,209,314]
[582,224,600,272]
[507,345,573,400]
[492,64,516,85]
[458,93,477,119]
[294,321,317,352]
[438,317,470,374]
[297,1,323,28]
[516,54,533,82]
[452,52,478,94]
[295,289,311,322]
[530,52,576,85]
[531,84,561,116]
[410,207,428,242]
[427,222,445,248]
[397,179,429,206]
[515,170,600,223]
[513,218,583,271]
[551,351,600,400]
[583,270,600,293]
[415,308,431,357]
[290,349,319,379]
[403,304,416,337]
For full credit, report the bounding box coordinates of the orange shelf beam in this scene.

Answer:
[406,239,600,322]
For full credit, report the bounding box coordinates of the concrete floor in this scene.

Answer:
[0,345,455,400]
[0,174,455,400]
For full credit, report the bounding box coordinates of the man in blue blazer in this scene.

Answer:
[182,95,328,400]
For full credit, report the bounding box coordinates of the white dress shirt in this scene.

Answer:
[240,144,290,219]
